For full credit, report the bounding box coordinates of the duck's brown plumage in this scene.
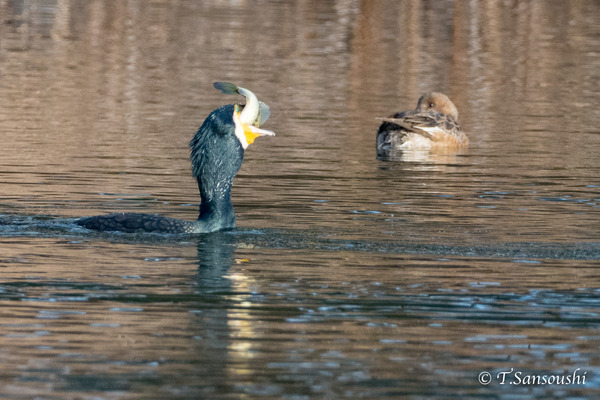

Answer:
[376,92,467,154]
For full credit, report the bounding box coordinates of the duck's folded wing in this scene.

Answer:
[377,114,440,141]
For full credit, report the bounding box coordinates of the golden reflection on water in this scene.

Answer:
[224,271,258,378]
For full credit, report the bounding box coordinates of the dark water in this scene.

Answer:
[1,0,599,399]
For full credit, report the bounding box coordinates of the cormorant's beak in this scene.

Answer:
[244,124,276,145]
[233,104,275,149]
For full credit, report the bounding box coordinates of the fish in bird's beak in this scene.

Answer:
[214,82,275,149]
[233,104,275,148]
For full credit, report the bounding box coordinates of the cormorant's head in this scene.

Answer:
[189,83,275,181]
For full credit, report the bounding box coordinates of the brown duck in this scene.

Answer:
[376,92,467,154]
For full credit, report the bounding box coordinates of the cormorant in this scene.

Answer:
[76,82,274,233]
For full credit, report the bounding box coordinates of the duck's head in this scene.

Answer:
[416,92,459,121]
[214,82,275,149]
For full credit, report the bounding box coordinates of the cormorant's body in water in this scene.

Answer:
[376,92,467,156]
[76,82,274,234]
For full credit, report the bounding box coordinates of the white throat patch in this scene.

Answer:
[232,110,249,149]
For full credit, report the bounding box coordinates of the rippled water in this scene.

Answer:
[1,1,599,399]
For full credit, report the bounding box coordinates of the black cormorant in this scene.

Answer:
[76,82,274,233]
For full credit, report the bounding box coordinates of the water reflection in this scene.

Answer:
[377,148,468,165]
[0,231,599,398]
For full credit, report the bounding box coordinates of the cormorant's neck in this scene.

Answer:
[189,104,246,232]
[196,177,236,230]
